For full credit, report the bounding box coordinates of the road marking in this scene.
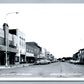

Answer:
[1,73,32,76]
[50,73,61,76]
[16,73,32,76]
[50,73,82,76]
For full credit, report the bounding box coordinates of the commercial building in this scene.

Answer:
[0,23,18,65]
[73,52,79,60]
[26,42,41,63]
[26,44,34,63]
[0,23,54,66]
[78,49,84,63]
[73,49,84,63]
[39,48,46,59]
[9,29,26,64]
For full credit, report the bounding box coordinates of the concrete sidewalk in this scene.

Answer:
[0,63,34,69]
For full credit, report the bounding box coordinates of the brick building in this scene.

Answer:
[73,49,84,63]
[26,42,41,63]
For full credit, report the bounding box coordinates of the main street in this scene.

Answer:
[0,62,84,78]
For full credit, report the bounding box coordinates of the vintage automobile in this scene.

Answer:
[35,59,51,65]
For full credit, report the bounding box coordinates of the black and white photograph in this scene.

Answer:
[0,1,84,80]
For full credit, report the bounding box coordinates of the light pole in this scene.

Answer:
[5,12,19,66]
[5,12,19,23]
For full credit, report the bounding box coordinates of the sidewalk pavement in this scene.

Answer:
[0,63,34,69]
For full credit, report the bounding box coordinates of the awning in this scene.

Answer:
[8,47,18,53]
[0,45,18,53]
[26,52,34,57]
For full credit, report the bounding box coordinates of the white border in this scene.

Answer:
[0,78,84,81]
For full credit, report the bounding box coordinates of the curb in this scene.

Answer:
[0,63,34,69]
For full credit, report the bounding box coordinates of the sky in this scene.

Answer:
[0,4,84,58]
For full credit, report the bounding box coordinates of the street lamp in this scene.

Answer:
[5,12,19,23]
[5,12,19,67]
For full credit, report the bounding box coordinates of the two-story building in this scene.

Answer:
[26,42,41,63]
[73,52,79,60]
[9,29,26,64]
[78,49,84,63]
[73,49,84,63]
[0,23,18,65]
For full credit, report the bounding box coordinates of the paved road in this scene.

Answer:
[0,62,84,78]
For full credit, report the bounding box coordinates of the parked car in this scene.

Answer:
[51,58,57,63]
[69,60,80,64]
[44,59,51,64]
[35,59,51,65]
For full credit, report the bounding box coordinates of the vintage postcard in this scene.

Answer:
[0,0,84,81]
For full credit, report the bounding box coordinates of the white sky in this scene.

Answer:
[0,4,84,58]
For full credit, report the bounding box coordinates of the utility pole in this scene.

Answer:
[4,12,19,66]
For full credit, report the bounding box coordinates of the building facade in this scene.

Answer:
[0,23,18,65]
[73,49,84,63]
[26,44,35,63]
[78,49,84,63]
[26,42,41,63]
[9,29,26,64]
[0,23,55,66]
[39,48,46,59]
[73,52,79,60]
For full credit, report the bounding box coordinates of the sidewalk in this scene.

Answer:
[0,63,34,69]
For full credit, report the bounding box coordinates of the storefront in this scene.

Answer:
[20,54,26,63]
[0,45,17,65]
[26,53,35,63]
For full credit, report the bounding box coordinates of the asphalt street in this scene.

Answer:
[0,62,84,78]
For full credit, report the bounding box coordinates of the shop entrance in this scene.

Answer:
[0,51,5,65]
[26,57,35,63]
[8,52,16,65]
[20,55,25,63]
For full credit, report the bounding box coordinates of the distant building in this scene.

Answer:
[9,29,26,64]
[78,49,84,63]
[38,48,46,59]
[26,42,41,63]
[39,48,55,61]
[46,53,54,61]
[73,49,84,63]
[73,52,79,60]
